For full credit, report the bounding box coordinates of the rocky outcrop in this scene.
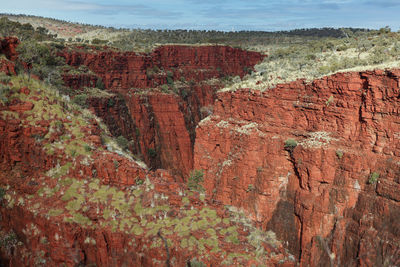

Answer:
[62,73,98,90]
[194,69,400,266]
[0,37,19,61]
[0,58,16,75]
[0,37,19,75]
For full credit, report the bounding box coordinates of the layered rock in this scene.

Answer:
[0,74,295,267]
[194,69,400,266]
[61,45,264,177]
[61,45,264,90]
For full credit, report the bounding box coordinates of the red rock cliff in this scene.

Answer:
[0,77,294,267]
[62,45,264,178]
[194,69,400,266]
[61,45,264,89]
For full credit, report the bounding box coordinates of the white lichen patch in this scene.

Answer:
[84,236,96,245]
[299,131,337,148]
[216,120,230,128]
[222,159,233,167]
[197,115,215,127]
[353,180,361,191]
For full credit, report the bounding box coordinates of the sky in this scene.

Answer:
[2,0,400,31]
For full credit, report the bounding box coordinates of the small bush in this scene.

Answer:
[326,95,334,106]
[166,71,174,85]
[84,144,92,152]
[113,160,119,169]
[72,94,88,108]
[148,148,157,158]
[189,259,206,267]
[336,150,343,159]
[91,38,107,45]
[368,172,380,184]
[0,73,11,83]
[70,150,77,157]
[187,169,204,192]
[0,83,10,104]
[96,78,105,90]
[107,98,115,107]
[247,184,255,192]
[0,231,18,251]
[0,187,6,200]
[116,135,129,151]
[284,139,297,151]
[161,84,170,93]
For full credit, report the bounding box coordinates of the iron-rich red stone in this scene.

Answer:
[194,70,400,266]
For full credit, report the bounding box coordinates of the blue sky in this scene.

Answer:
[2,0,400,31]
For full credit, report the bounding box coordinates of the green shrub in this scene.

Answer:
[116,135,129,150]
[0,73,11,83]
[91,38,107,45]
[189,259,206,267]
[166,71,174,85]
[368,172,380,184]
[336,150,343,159]
[0,83,10,104]
[148,148,157,158]
[107,98,115,107]
[113,160,119,169]
[187,169,204,192]
[161,84,170,93]
[326,95,334,106]
[247,184,255,192]
[96,78,105,89]
[72,94,88,108]
[284,139,297,151]
[0,231,18,250]
[0,187,6,200]
[84,144,92,152]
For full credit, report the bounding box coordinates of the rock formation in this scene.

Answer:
[194,70,400,266]
[0,74,294,266]
[1,35,399,266]
[60,45,264,177]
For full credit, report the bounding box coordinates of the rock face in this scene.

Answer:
[61,45,264,90]
[0,37,19,61]
[0,78,295,267]
[61,45,264,177]
[0,37,19,75]
[194,69,400,266]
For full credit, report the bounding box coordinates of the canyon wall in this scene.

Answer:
[61,45,264,177]
[0,77,294,266]
[194,69,400,266]
[61,45,263,89]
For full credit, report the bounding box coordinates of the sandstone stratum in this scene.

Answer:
[0,26,400,267]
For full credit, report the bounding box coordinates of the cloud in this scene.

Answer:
[25,0,182,18]
[364,0,400,7]
[2,0,400,31]
[69,1,182,17]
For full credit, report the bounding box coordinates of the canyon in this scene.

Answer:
[61,45,264,178]
[1,36,400,266]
